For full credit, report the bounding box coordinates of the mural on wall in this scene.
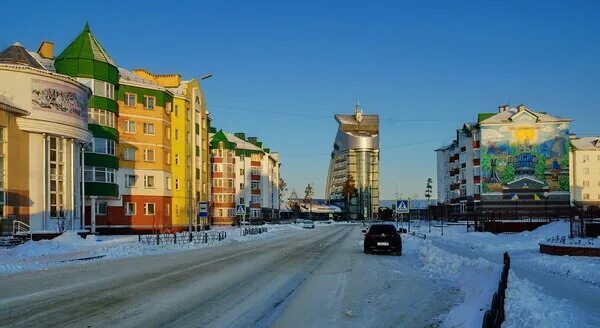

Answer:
[31,79,88,120]
[481,115,570,193]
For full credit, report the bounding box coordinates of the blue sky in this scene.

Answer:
[3,0,599,200]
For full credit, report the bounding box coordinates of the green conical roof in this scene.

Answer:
[56,23,116,66]
[55,23,118,84]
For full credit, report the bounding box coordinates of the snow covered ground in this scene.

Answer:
[0,223,309,275]
[401,220,600,328]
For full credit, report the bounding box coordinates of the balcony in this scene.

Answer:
[473,158,480,166]
[474,176,481,184]
[472,140,480,149]
[250,174,261,181]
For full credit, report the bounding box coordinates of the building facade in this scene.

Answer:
[209,129,280,225]
[436,104,572,216]
[570,137,600,208]
[325,104,379,220]
[0,42,91,233]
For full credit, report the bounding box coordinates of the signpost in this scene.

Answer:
[236,204,246,235]
[198,202,208,230]
[396,200,409,232]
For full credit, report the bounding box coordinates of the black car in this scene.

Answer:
[363,223,402,255]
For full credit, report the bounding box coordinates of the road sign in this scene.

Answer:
[198,202,208,218]
[236,204,246,215]
[396,200,409,214]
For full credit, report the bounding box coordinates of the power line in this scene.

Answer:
[280,137,448,158]
[208,103,446,122]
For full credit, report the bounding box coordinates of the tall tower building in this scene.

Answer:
[326,104,379,220]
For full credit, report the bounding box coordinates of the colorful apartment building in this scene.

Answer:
[53,24,120,233]
[0,42,91,234]
[209,129,280,225]
[435,104,572,217]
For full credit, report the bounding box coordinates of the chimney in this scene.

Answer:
[498,104,509,113]
[517,104,526,112]
[37,41,54,59]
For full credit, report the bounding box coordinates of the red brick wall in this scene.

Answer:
[85,195,172,233]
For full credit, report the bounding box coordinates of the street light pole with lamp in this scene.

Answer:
[512,194,519,220]
[543,191,550,221]
[188,73,213,236]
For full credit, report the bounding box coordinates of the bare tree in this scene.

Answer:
[342,174,356,220]
[425,177,433,232]
[304,183,314,219]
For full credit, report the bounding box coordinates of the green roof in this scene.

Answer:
[55,23,118,84]
[477,113,495,122]
[210,130,236,150]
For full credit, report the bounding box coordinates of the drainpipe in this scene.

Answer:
[81,144,85,230]
[70,140,75,231]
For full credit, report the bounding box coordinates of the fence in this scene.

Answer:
[482,252,510,328]
[138,231,228,245]
[243,227,268,236]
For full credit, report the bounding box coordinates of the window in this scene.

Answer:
[583,193,590,200]
[175,129,179,140]
[143,123,155,135]
[240,183,244,189]
[166,151,171,164]
[166,204,171,216]
[251,181,260,189]
[175,154,179,165]
[144,149,155,162]
[144,175,155,188]
[84,166,115,183]
[175,178,180,190]
[166,177,172,190]
[125,174,137,187]
[583,181,590,187]
[125,202,136,216]
[251,195,260,204]
[583,155,590,162]
[124,93,137,107]
[174,105,179,117]
[144,203,156,215]
[88,108,116,128]
[49,137,65,218]
[144,96,155,110]
[166,127,171,139]
[87,138,116,155]
[123,147,136,161]
[584,168,590,175]
[93,80,114,99]
[240,169,244,175]
[95,202,107,215]
[124,120,136,133]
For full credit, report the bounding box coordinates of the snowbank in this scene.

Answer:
[404,236,499,328]
[9,232,98,257]
[530,254,600,286]
[504,271,596,328]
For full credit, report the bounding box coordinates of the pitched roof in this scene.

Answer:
[55,23,116,66]
[0,43,45,69]
[479,106,570,125]
[571,137,600,150]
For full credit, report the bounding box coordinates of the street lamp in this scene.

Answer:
[512,194,519,220]
[543,191,550,221]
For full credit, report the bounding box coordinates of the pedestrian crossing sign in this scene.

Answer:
[396,200,410,214]
[236,204,246,215]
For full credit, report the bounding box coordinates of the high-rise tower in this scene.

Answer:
[326,104,379,220]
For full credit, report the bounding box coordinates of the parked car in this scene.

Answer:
[363,223,402,255]
[301,220,315,229]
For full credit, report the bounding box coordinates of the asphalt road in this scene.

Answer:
[0,224,457,328]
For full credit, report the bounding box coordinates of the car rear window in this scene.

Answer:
[368,224,396,234]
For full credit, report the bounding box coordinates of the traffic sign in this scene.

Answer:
[198,202,208,218]
[396,200,410,214]
[236,204,246,215]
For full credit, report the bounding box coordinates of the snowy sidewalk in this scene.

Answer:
[410,221,600,328]
[0,223,309,275]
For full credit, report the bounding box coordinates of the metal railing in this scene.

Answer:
[138,231,227,245]
[12,220,32,240]
[482,252,510,328]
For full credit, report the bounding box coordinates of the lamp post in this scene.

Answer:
[189,73,213,236]
[543,191,550,221]
[512,194,519,220]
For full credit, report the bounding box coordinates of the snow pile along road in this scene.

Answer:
[404,236,500,328]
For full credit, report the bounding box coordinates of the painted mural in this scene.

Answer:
[31,78,88,120]
[481,115,570,193]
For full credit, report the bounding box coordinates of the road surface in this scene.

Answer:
[0,224,457,327]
